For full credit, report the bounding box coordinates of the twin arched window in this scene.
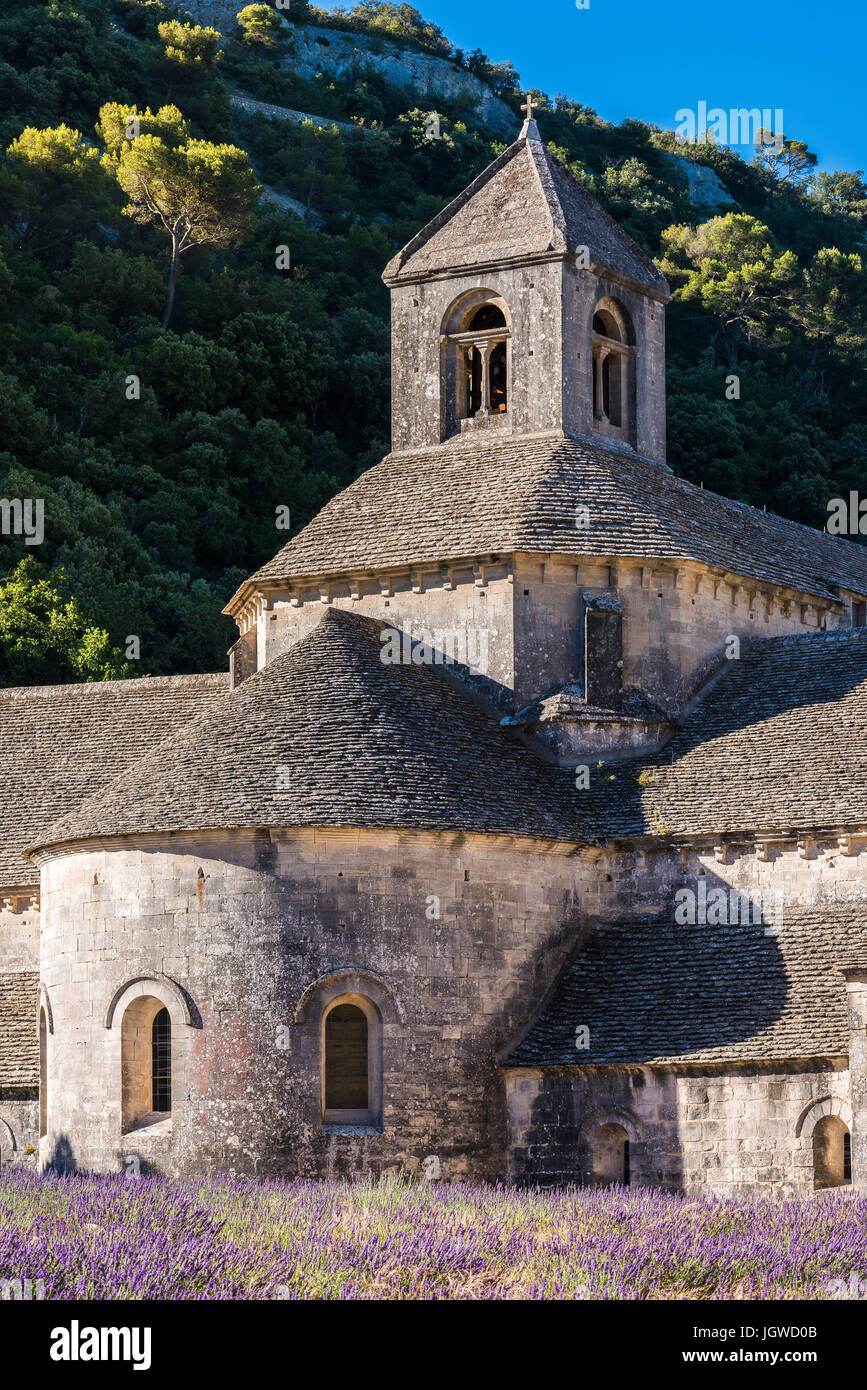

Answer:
[441,294,510,438]
[441,290,637,446]
[463,304,508,418]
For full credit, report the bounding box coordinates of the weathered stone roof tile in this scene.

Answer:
[383,130,668,293]
[593,629,867,839]
[506,905,865,1067]
[29,610,587,852]
[0,674,228,888]
[0,969,39,1089]
[236,436,867,607]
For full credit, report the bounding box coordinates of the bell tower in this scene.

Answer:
[382,105,669,460]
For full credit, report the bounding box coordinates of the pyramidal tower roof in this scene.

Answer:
[382,115,668,296]
[229,435,867,611]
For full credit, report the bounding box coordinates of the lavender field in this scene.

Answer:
[0,1170,865,1300]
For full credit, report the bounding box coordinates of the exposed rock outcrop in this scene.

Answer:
[667,154,737,209]
[182,6,517,137]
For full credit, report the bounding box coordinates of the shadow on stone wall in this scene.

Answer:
[513,1069,684,1190]
[504,859,860,1067]
[590,629,867,838]
[44,1135,76,1174]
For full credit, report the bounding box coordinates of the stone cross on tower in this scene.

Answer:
[520,93,541,141]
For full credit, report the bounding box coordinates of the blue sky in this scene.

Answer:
[325,0,866,174]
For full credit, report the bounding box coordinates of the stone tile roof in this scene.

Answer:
[589,629,867,840]
[21,628,867,861]
[0,969,38,1089]
[383,128,668,294]
[505,905,864,1067]
[29,610,586,853]
[233,436,867,610]
[0,674,228,888]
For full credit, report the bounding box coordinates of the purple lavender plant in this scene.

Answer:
[0,1171,863,1300]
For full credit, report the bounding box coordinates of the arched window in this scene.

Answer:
[589,1121,631,1186]
[325,1004,367,1110]
[121,995,173,1132]
[813,1115,851,1189]
[38,1008,48,1139]
[151,1008,171,1113]
[592,299,635,446]
[441,292,511,438]
[321,995,382,1128]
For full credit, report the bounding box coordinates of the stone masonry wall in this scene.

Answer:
[587,834,867,925]
[0,896,39,971]
[504,835,867,1195]
[260,566,516,713]
[564,266,667,462]
[0,901,40,1165]
[506,1062,850,1197]
[33,823,867,1187]
[0,1099,38,1169]
[390,261,564,452]
[512,554,846,713]
[37,828,593,1180]
[252,552,846,721]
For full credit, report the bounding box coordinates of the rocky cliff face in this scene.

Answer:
[667,155,737,209]
[182,7,517,137]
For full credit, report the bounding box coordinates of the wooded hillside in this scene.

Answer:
[1,0,865,682]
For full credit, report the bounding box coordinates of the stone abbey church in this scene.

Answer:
[3,114,867,1197]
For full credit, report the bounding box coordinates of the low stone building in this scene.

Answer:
[2,115,867,1196]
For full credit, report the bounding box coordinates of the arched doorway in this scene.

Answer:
[588,1121,631,1186]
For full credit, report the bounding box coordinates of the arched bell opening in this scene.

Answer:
[441,291,511,439]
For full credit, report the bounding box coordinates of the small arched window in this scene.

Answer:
[592,299,635,446]
[322,995,382,1128]
[152,1008,171,1113]
[441,293,511,438]
[121,995,173,1132]
[813,1115,851,1189]
[325,1004,368,1111]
